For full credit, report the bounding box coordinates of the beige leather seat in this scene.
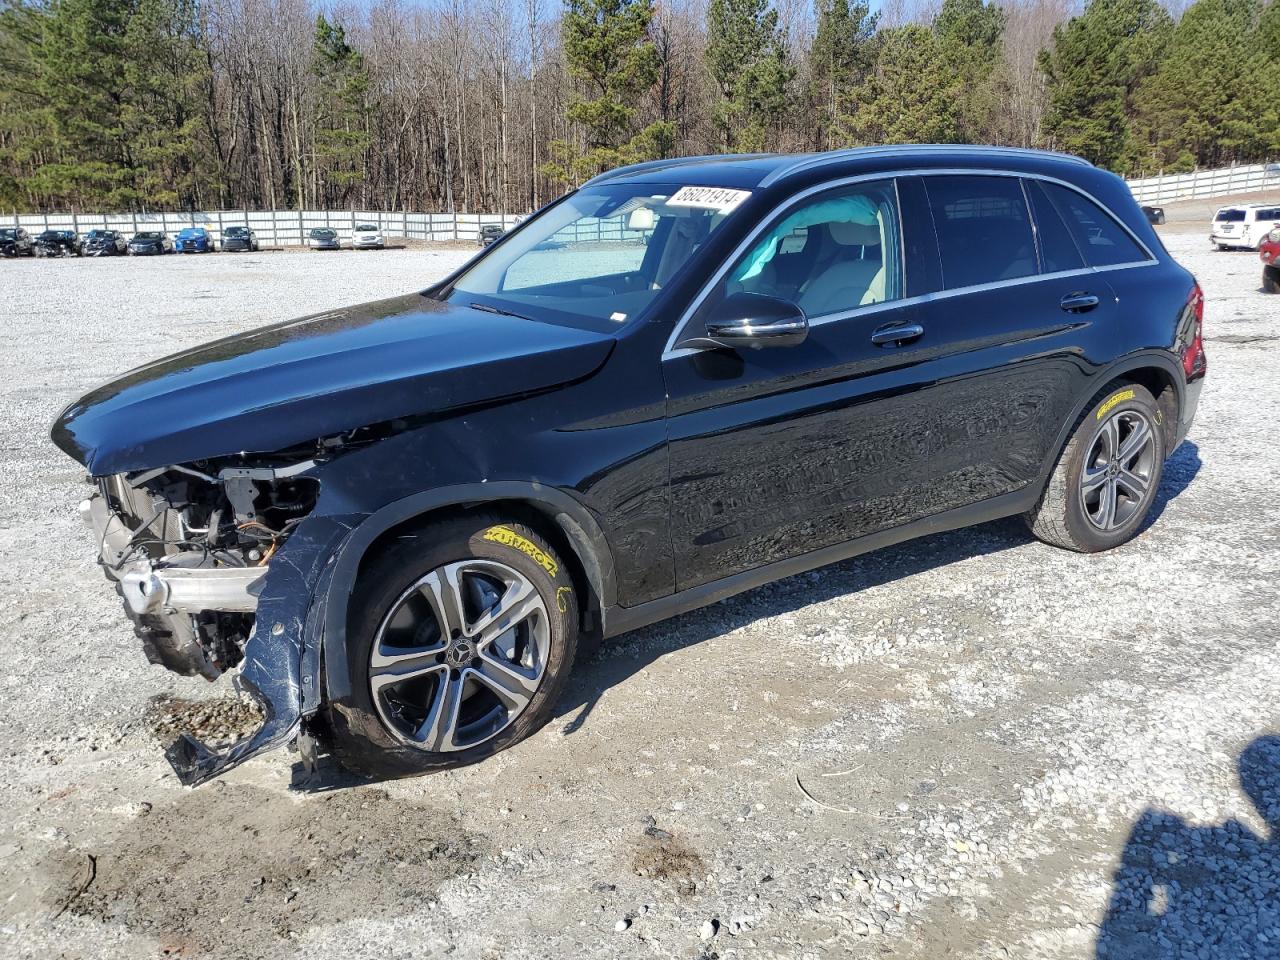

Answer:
[796,220,885,317]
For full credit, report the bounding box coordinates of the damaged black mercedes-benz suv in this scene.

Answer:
[52,146,1204,785]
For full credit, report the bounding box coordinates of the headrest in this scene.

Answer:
[828,220,880,246]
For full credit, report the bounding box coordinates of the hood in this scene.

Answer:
[52,292,616,475]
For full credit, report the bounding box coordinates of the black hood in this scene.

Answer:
[52,292,616,475]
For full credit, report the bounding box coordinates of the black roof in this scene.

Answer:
[583,145,1094,191]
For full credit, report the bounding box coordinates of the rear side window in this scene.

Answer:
[1025,180,1085,273]
[1044,184,1150,267]
[923,176,1036,289]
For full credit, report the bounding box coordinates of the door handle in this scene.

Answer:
[1060,292,1100,313]
[870,322,924,346]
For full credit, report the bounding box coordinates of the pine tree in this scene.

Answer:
[313,16,372,205]
[705,0,793,153]
[543,0,673,185]
[839,24,960,146]
[933,0,1006,143]
[808,0,876,150]
[1131,0,1261,172]
[1038,0,1171,171]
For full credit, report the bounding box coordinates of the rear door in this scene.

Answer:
[905,174,1120,501]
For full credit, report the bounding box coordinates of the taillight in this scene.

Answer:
[1182,283,1206,380]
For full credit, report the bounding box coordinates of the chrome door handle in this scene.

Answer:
[1060,292,1100,313]
[870,322,924,346]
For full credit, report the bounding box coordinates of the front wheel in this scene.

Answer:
[322,515,579,779]
[1025,383,1166,552]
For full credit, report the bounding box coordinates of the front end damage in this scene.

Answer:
[82,457,357,785]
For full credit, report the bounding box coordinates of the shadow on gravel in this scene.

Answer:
[1144,439,1202,528]
[1096,735,1280,959]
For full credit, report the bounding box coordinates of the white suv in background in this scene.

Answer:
[351,223,385,250]
[1211,203,1280,250]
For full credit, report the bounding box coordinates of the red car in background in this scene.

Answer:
[1262,227,1280,293]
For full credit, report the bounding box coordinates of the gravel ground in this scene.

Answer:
[0,232,1277,960]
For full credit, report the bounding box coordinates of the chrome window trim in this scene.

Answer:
[662,167,1157,361]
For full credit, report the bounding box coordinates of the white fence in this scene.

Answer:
[0,209,527,245]
[1126,161,1280,204]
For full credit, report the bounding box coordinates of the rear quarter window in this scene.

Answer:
[1043,184,1151,267]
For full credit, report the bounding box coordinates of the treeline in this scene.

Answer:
[0,0,1276,214]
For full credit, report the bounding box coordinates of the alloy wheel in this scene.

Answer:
[1079,409,1157,531]
[369,560,549,752]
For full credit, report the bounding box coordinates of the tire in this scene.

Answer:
[322,513,580,779]
[1025,382,1166,552]
[1265,266,1280,294]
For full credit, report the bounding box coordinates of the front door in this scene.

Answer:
[663,178,957,591]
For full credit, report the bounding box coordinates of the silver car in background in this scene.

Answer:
[307,227,341,251]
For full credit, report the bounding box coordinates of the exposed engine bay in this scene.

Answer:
[85,452,321,682]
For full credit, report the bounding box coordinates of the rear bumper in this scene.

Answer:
[1176,375,1204,448]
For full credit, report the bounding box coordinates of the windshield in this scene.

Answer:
[311,229,335,238]
[0,229,16,239]
[87,230,111,239]
[355,223,378,231]
[446,182,748,330]
[135,232,162,240]
[225,227,248,236]
[179,228,204,237]
[1215,209,1246,222]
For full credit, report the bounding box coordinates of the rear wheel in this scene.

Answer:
[322,514,579,779]
[1026,382,1166,552]
[1264,265,1280,294]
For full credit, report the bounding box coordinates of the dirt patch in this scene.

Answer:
[632,824,706,896]
[63,784,485,955]
[143,694,263,745]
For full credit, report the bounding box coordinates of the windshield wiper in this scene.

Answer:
[469,302,531,321]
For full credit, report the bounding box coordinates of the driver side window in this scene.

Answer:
[710,179,902,320]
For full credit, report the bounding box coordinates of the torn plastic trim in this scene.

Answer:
[165,513,362,786]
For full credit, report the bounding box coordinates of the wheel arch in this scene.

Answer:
[1038,352,1184,486]
[318,482,616,705]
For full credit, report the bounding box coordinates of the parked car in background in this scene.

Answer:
[83,229,127,256]
[479,223,506,247]
[128,231,174,255]
[308,227,341,250]
[1211,203,1280,250]
[1141,205,1165,225]
[175,227,215,253]
[221,225,259,252]
[50,145,1206,785]
[33,230,83,257]
[351,223,385,250]
[0,226,34,257]
[1261,227,1280,293]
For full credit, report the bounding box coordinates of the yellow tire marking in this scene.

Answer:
[481,525,558,578]
[1096,388,1135,420]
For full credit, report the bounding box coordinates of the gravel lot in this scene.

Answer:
[0,230,1277,960]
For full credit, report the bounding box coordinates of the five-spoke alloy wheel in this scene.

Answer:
[370,560,550,753]
[1026,381,1167,552]
[323,515,579,779]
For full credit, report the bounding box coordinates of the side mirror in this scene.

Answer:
[697,293,808,349]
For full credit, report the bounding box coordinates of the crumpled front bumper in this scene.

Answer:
[83,494,361,785]
[165,516,358,785]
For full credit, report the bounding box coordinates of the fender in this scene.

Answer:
[314,481,619,707]
[1034,349,1185,487]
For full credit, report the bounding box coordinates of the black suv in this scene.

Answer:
[51,146,1205,785]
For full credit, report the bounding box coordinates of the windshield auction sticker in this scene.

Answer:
[667,186,751,213]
